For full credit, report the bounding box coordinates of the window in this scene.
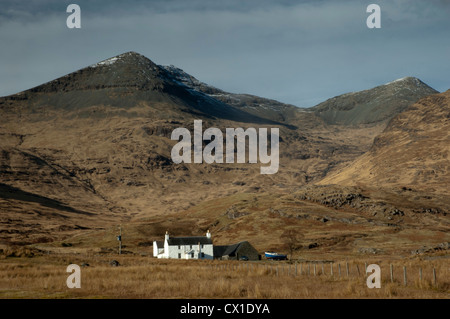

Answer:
[178,253,181,259]
[201,253,204,258]
[191,253,194,258]
[178,245,180,249]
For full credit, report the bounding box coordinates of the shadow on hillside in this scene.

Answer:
[0,183,94,216]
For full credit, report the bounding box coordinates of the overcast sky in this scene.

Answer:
[1,0,449,107]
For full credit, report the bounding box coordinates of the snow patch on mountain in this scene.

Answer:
[90,56,121,68]
[384,77,421,86]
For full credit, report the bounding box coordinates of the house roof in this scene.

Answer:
[214,241,249,257]
[213,245,229,257]
[168,236,212,246]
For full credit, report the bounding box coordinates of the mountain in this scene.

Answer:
[0,52,308,243]
[319,89,450,193]
[0,51,447,258]
[309,77,438,126]
[0,51,282,125]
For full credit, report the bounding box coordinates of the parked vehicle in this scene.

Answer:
[264,251,287,260]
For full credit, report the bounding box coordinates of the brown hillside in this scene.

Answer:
[0,52,446,260]
[319,90,450,193]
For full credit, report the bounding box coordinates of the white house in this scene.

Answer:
[153,230,214,260]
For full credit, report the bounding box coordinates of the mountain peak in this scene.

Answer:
[89,51,151,68]
[384,76,426,87]
[24,51,164,95]
[310,77,438,125]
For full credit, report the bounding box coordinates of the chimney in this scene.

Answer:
[206,230,211,239]
[165,231,169,241]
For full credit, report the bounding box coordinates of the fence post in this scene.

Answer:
[313,263,316,276]
[403,266,407,286]
[330,263,333,276]
[419,267,422,282]
[356,264,360,276]
[300,263,303,275]
[322,262,325,275]
[390,264,394,283]
[346,262,349,277]
[338,263,341,277]
[295,262,297,276]
[433,267,437,287]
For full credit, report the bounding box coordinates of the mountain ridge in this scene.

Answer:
[0,51,287,126]
[309,76,438,126]
[1,51,438,129]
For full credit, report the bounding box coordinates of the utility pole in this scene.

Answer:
[117,226,122,255]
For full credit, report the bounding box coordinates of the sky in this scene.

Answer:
[1,0,450,107]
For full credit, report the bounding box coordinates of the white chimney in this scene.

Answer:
[206,230,211,239]
[165,231,169,241]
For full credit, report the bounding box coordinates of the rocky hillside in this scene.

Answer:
[0,52,447,257]
[0,52,383,245]
[319,89,450,193]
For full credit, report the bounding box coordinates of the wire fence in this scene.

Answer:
[209,259,448,290]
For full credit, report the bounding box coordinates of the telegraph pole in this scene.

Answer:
[117,226,122,255]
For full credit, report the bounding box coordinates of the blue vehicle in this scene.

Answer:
[265,251,287,260]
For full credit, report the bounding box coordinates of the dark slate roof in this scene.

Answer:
[168,236,212,246]
[154,241,164,247]
[213,245,230,257]
[214,241,248,257]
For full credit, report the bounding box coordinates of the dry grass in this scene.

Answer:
[0,254,448,299]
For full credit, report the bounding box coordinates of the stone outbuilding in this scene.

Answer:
[213,241,260,261]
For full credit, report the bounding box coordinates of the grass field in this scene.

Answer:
[0,252,448,299]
